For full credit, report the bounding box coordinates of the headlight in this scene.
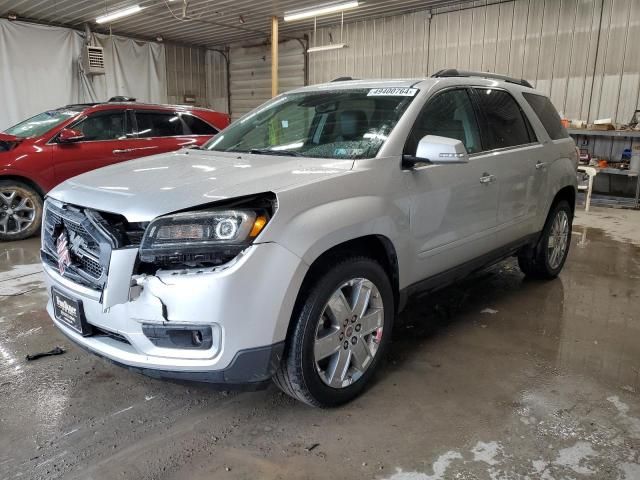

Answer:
[139,209,269,266]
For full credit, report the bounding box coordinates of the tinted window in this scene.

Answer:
[523,93,568,140]
[74,111,127,141]
[405,89,482,155]
[136,112,183,137]
[181,114,217,135]
[474,89,533,149]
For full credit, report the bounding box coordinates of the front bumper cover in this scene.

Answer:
[58,322,284,388]
[43,242,308,385]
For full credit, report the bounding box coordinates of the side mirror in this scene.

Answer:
[402,135,469,169]
[58,128,85,143]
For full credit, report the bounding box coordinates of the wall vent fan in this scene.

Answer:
[82,46,106,75]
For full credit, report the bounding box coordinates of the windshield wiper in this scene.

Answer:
[249,148,303,157]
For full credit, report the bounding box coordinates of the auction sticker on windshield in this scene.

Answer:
[368,87,417,96]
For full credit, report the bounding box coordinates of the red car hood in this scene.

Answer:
[0,133,22,142]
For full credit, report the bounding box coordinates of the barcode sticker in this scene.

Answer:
[368,87,418,97]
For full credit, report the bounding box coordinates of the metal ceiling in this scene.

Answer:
[0,0,474,47]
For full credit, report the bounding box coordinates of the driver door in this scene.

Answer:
[403,88,500,281]
[52,109,138,185]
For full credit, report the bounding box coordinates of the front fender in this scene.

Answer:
[266,195,412,288]
[0,167,50,195]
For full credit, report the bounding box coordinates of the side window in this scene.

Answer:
[135,112,184,138]
[73,111,127,141]
[474,89,534,149]
[404,89,482,155]
[181,114,218,135]
[522,93,569,140]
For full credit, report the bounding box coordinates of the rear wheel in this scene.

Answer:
[518,200,572,279]
[0,181,43,241]
[273,256,394,407]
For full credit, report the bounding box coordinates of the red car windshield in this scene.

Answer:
[4,108,82,138]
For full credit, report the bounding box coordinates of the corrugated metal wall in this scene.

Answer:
[228,39,306,119]
[165,43,207,106]
[205,49,229,113]
[308,0,640,125]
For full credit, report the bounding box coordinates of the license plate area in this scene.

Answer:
[52,288,93,336]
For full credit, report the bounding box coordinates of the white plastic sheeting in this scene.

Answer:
[92,34,167,108]
[0,19,167,130]
[0,20,83,130]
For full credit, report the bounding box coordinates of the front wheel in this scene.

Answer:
[518,200,573,279]
[273,256,394,407]
[0,180,43,241]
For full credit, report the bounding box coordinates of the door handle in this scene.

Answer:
[479,173,496,184]
[113,149,131,154]
[535,161,548,170]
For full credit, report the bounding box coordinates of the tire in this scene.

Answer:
[273,256,394,407]
[518,200,573,279]
[0,180,43,241]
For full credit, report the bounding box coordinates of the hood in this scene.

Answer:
[48,149,353,221]
[0,133,21,142]
[0,133,23,152]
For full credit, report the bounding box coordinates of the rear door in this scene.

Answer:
[521,92,575,221]
[471,87,545,243]
[52,109,139,184]
[404,87,500,280]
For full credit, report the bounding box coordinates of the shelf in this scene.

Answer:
[598,167,638,177]
[568,129,640,138]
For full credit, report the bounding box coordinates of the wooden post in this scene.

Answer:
[271,16,278,97]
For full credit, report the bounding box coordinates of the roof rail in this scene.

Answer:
[331,76,357,82]
[431,69,533,88]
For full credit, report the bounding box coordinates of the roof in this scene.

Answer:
[290,78,424,93]
[289,73,540,95]
[63,102,222,113]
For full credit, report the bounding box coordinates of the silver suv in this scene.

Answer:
[42,70,577,406]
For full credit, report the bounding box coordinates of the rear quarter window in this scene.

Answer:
[181,114,218,135]
[522,93,569,140]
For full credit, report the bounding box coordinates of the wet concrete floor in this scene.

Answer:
[1,227,640,479]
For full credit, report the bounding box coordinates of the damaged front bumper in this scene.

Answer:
[43,243,308,386]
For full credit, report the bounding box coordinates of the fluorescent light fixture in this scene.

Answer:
[96,5,142,24]
[284,0,358,22]
[307,43,347,53]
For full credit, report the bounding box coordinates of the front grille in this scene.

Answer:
[41,200,114,291]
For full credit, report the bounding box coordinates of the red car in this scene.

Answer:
[0,100,229,240]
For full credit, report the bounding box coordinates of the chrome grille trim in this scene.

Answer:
[41,199,114,291]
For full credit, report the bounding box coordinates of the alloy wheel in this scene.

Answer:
[0,189,37,235]
[313,278,384,388]
[547,209,569,269]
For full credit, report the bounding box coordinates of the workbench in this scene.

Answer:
[568,129,640,209]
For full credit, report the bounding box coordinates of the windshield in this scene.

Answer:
[203,88,417,159]
[4,108,82,138]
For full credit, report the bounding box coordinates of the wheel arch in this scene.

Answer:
[284,234,400,345]
[0,174,46,198]
[551,184,576,213]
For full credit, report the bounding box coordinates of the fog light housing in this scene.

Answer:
[142,324,215,350]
